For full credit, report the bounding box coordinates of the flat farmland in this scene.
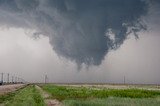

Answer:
[40,84,160,106]
[55,83,160,90]
[0,84,160,106]
[0,84,25,95]
[0,84,45,106]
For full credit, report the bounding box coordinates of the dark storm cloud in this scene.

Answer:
[0,0,149,67]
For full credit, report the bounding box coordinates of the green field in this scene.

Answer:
[0,85,45,106]
[41,84,160,106]
[63,97,160,106]
[0,84,160,106]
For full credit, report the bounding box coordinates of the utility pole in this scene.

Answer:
[22,78,24,83]
[7,73,9,83]
[1,73,3,83]
[12,76,14,83]
[45,75,47,84]
[15,77,17,83]
[22,79,25,83]
[18,78,20,83]
[124,76,125,85]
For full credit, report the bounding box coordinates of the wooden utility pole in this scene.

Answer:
[45,75,47,84]
[18,77,20,83]
[124,76,125,85]
[15,77,17,83]
[7,73,9,83]
[12,76,14,83]
[1,73,3,83]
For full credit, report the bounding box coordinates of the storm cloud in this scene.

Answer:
[0,0,148,67]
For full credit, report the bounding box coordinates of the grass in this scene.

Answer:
[41,84,160,106]
[0,85,27,103]
[1,85,45,106]
[41,84,160,101]
[0,90,17,103]
[2,84,159,106]
[63,97,160,106]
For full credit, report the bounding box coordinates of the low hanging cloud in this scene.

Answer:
[0,0,149,67]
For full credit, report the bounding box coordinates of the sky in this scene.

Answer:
[0,0,160,84]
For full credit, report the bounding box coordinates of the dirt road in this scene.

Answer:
[35,85,62,106]
[0,84,25,95]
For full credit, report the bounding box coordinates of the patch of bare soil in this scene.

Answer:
[35,85,62,106]
[0,84,25,95]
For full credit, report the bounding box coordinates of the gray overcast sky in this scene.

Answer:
[0,0,160,84]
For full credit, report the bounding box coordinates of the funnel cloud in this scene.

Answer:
[0,0,160,84]
[0,0,150,67]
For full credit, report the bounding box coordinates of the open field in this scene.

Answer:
[0,84,160,106]
[0,85,45,106]
[55,83,160,90]
[40,84,160,106]
[0,84,25,95]
[63,97,160,106]
[41,84,160,100]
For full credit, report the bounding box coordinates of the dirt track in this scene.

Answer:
[0,84,25,95]
[36,85,62,106]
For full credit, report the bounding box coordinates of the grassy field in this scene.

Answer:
[41,84,160,106]
[0,85,45,106]
[1,84,160,106]
[63,97,160,106]
[0,90,17,103]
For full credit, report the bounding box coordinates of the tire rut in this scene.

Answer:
[35,85,62,106]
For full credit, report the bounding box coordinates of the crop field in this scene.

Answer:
[0,85,45,106]
[41,84,160,106]
[0,84,160,106]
